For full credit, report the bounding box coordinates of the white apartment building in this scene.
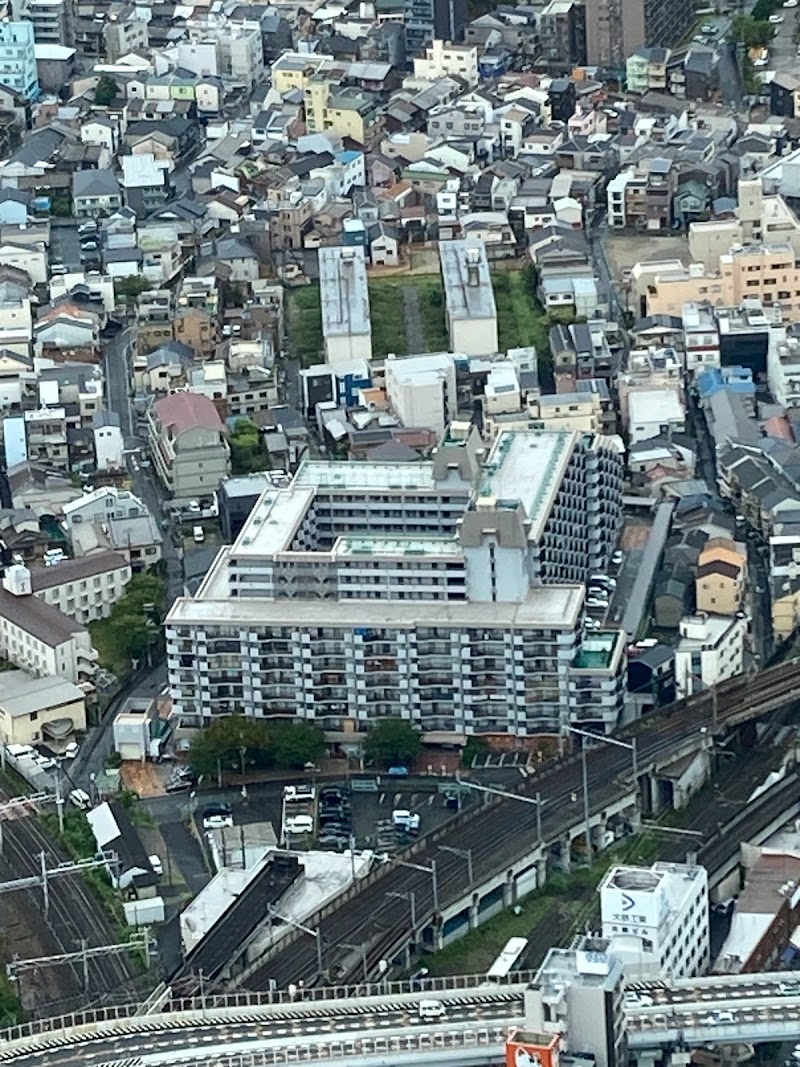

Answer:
[93,410,124,471]
[674,612,747,698]
[166,427,626,738]
[682,302,720,374]
[29,553,131,625]
[384,353,456,434]
[318,246,372,367]
[413,40,479,87]
[600,862,710,979]
[63,486,151,530]
[440,240,498,357]
[767,330,800,410]
[0,565,98,684]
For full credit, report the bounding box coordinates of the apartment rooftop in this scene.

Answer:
[335,535,462,559]
[293,458,440,492]
[439,239,497,322]
[480,430,575,541]
[166,584,586,630]
[572,632,621,671]
[318,245,371,340]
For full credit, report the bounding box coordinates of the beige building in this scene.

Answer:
[695,538,747,616]
[643,244,800,318]
[305,77,381,148]
[147,391,230,500]
[0,671,86,746]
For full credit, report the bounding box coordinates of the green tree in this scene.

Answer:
[364,717,421,767]
[90,572,166,672]
[94,74,119,106]
[269,721,326,769]
[462,736,488,769]
[114,275,151,304]
[731,13,776,46]
[229,417,270,475]
[189,714,270,776]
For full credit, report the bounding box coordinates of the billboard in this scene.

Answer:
[506,1030,560,1067]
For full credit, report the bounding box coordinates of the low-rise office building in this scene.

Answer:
[600,862,709,979]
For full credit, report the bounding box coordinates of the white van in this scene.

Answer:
[69,789,91,810]
[285,815,314,834]
[418,1000,446,1021]
[193,525,204,543]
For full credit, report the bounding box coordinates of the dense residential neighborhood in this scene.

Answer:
[6,0,800,1060]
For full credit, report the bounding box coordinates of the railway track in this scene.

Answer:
[240,659,800,990]
[0,784,137,1006]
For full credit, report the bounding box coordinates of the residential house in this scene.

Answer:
[71,170,122,218]
[0,671,85,747]
[695,537,747,615]
[215,236,260,284]
[146,392,230,500]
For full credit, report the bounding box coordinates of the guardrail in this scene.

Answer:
[0,973,535,1044]
[176,1026,510,1067]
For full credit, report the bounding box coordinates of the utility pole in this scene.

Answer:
[438,845,473,887]
[453,775,546,840]
[6,931,154,984]
[581,745,592,867]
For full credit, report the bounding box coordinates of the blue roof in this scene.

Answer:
[337,150,362,163]
[696,365,755,400]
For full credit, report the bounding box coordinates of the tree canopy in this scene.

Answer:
[229,418,271,476]
[114,275,151,304]
[364,717,421,767]
[731,13,776,46]
[94,74,119,106]
[90,572,166,671]
[189,716,325,777]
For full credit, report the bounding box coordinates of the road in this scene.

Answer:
[0,991,525,1067]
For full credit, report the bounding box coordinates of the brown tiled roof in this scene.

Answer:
[0,587,86,647]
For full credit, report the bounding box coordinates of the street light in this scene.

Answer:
[565,723,638,784]
[388,889,416,932]
[453,775,545,842]
[267,905,324,975]
[562,725,639,866]
[438,844,473,887]
[395,858,439,913]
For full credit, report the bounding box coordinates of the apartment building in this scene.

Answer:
[12,0,70,46]
[319,246,373,367]
[0,22,39,100]
[538,0,587,66]
[683,302,720,374]
[405,0,467,57]
[768,332,800,410]
[674,611,747,698]
[413,40,479,86]
[29,553,131,625]
[0,565,97,684]
[147,392,230,500]
[626,47,669,94]
[166,427,625,738]
[644,244,800,319]
[440,240,498,356]
[607,158,676,233]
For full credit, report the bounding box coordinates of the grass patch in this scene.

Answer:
[286,285,323,366]
[88,618,131,677]
[368,282,408,358]
[492,269,553,388]
[40,811,128,936]
[423,831,663,977]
